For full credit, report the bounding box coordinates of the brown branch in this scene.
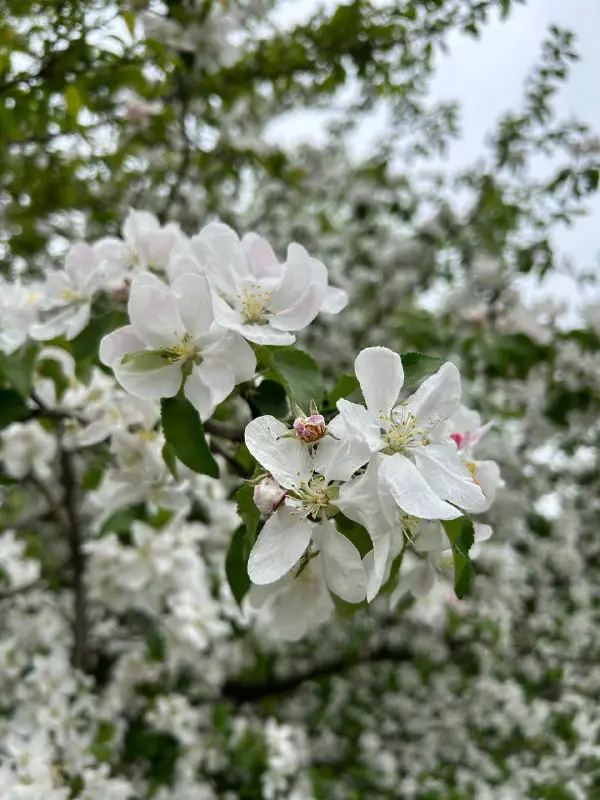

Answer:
[222,643,413,702]
[204,419,245,443]
[60,449,88,672]
[209,439,252,479]
[0,577,45,602]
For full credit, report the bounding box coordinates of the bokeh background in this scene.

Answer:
[1,1,600,798]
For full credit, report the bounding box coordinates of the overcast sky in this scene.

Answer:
[268,0,600,308]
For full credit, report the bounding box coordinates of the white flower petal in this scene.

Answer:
[413,520,448,553]
[404,362,461,426]
[379,453,462,520]
[410,561,436,598]
[473,459,502,509]
[242,232,283,280]
[355,346,404,418]
[123,209,159,244]
[64,243,98,292]
[193,359,235,412]
[314,520,367,603]
[336,398,382,452]
[313,430,371,482]
[244,416,313,489]
[269,244,327,313]
[414,444,487,513]
[172,273,214,340]
[184,367,219,420]
[114,355,182,400]
[320,285,348,314]
[99,325,146,366]
[201,331,256,383]
[211,293,295,345]
[248,509,313,585]
[128,279,185,348]
[270,282,323,331]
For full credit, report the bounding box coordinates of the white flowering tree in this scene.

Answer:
[1,1,599,798]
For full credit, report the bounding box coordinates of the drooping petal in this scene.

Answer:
[379,453,462,520]
[128,278,185,348]
[336,398,382,452]
[414,444,487,513]
[244,416,313,489]
[184,366,219,421]
[192,359,235,412]
[99,325,146,366]
[404,362,462,427]
[171,273,214,340]
[355,346,404,419]
[320,285,348,314]
[473,459,502,509]
[247,509,313,585]
[200,331,256,383]
[314,520,367,603]
[412,520,448,554]
[114,354,182,400]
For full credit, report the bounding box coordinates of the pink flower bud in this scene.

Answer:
[253,479,286,515]
[294,414,327,443]
[450,432,466,449]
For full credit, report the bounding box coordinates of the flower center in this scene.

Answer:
[160,333,201,365]
[291,475,337,520]
[60,288,81,303]
[381,405,430,454]
[294,414,327,443]
[240,286,271,325]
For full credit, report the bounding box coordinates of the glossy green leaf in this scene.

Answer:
[160,395,219,478]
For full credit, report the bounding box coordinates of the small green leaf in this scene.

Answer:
[161,441,179,480]
[0,389,30,429]
[37,357,70,402]
[401,352,445,388]
[258,346,324,413]
[236,484,260,545]
[249,379,289,418]
[0,342,39,396]
[335,514,373,558]
[442,517,476,599]
[225,525,252,607]
[328,374,362,406]
[65,84,83,118]
[161,395,219,478]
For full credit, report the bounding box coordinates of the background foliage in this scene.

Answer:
[1,0,600,797]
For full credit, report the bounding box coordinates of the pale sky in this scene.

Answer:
[268,0,600,309]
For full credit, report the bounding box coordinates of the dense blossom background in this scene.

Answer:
[1,1,600,798]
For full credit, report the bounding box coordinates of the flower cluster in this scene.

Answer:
[243,346,501,631]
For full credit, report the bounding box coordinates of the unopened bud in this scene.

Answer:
[450,432,466,449]
[253,478,286,515]
[294,414,327,443]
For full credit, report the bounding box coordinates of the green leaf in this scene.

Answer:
[37,357,70,402]
[401,352,445,388]
[259,347,324,413]
[332,593,368,618]
[0,389,30,429]
[335,514,373,558]
[65,84,83,118]
[225,485,261,607]
[160,394,219,478]
[0,342,39,396]
[161,441,179,480]
[328,374,362,406]
[236,483,261,544]
[225,524,252,607]
[249,379,289,418]
[442,517,476,599]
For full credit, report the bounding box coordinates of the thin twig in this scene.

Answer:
[0,578,45,602]
[204,419,245,442]
[210,439,252,479]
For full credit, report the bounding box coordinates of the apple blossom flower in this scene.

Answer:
[29,243,109,341]
[336,347,488,518]
[167,223,347,346]
[0,279,42,353]
[93,209,185,284]
[244,415,368,602]
[99,272,255,419]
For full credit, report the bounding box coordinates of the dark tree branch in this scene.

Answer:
[60,448,89,672]
[0,577,45,602]
[209,439,252,479]
[204,419,245,442]
[222,643,414,702]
